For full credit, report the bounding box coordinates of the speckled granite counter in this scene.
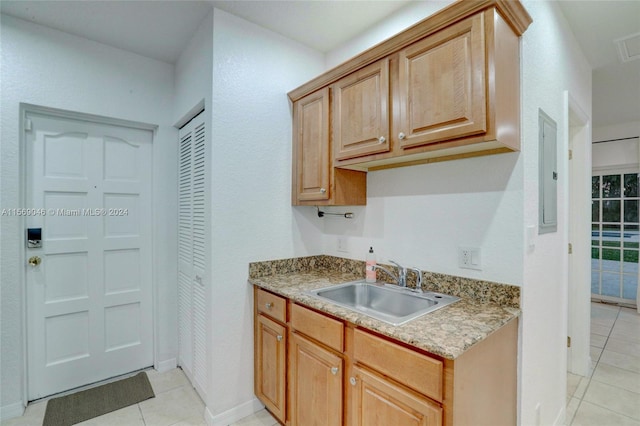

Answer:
[249,257,520,360]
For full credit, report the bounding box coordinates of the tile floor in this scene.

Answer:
[567,302,640,426]
[0,368,278,426]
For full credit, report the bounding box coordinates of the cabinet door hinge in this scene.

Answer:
[567,336,571,348]
[568,149,573,160]
[568,243,573,254]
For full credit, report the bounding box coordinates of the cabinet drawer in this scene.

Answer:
[290,303,344,352]
[256,288,287,323]
[353,329,443,402]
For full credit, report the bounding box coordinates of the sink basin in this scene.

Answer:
[307,280,459,326]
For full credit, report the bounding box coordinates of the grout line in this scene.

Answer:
[138,403,147,426]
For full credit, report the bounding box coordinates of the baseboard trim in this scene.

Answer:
[155,357,177,373]
[0,401,25,421]
[205,398,264,426]
[553,403,566,426]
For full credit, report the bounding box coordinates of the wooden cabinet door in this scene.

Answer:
[350,366,442,426]
[289,332,343,426]
[293,88,330,202]
[397,13,487,149]
[255,314,287,423]
[333,58,390,161]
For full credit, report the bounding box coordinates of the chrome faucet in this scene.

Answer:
[372,260,422,292]
[389,260,407,287]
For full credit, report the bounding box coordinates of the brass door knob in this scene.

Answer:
[28,256,42,266]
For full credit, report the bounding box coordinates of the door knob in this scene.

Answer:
[28,256,42,266]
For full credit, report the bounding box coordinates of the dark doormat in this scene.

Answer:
[42,372,155,426]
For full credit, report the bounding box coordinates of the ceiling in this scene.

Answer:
[557,1,640,128]
[1,0,639,128]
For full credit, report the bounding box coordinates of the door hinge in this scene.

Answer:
[24,118,32,132]
[567,336,571,348]
[568,243,573,254]
[568,149,573,160]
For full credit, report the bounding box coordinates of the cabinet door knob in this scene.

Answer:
[349,376,357,386]
[398,132,406,140]
[320,188,326,194]
[378,136,386,144]
[265,302,273,310]
[330,367,339,375]
[276,335,283,342]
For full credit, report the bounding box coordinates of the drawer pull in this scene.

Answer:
[331,367,339,375]
[349,376,357,386]
[265,302,273,309]
[276,335,283,342]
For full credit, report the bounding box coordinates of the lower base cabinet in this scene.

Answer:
[253,288,517,426]
[255,314,287,422]
[289,332,343,426]
[350,365,442,426]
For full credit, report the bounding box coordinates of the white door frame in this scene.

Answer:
[564,92,592,376]
[18,103,159,405]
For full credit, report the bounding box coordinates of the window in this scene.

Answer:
[591,171,639,302]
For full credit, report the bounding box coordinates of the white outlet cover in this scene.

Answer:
[337,237,349,253]
[459,246,481,270]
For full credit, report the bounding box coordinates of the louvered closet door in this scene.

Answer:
[178,111,209,401]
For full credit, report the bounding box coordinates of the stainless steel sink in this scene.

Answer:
[307,280,459,326]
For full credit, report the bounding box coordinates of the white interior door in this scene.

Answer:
[25,111,153,400]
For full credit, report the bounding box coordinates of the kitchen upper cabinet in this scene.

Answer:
[293,88,330,203]
[332,58,390,161]
[289,0,531,172]
[397,14,486,149]
[289,332,343,426]
[292,88,367,206]
[350,365,442,426]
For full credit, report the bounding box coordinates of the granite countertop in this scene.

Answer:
[249,270,520,360]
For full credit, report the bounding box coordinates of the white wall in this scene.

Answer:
[593,120,640,143]
[592,121,640,169]
[206,8,326,423]
[174,10,213,125]
[520,1,592,425]
[0,14,177,415]
[325,0,451,69]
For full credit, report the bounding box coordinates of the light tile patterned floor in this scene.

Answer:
[1,368,209,426]
[567,302,640,426]
[0,368,278,426]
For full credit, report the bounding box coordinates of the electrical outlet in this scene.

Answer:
[337,237,349,253]
[458,247,482,270]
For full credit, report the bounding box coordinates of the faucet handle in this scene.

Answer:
[389,260,406,272]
